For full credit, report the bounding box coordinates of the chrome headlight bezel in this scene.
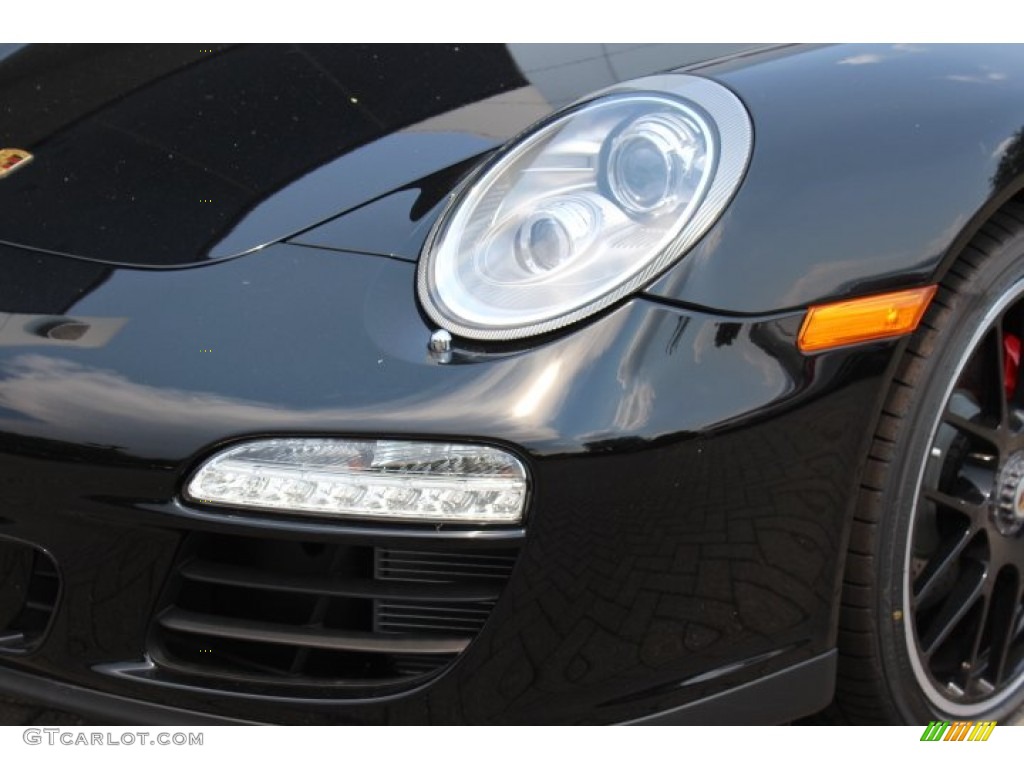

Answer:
[417,74,753,341]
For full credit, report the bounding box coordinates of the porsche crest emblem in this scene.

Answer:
[0,148,33,178]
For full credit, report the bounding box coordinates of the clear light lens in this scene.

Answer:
[606,112,704,216]
[514,195,601,274]
[418,75,753,341]
[185,438,528,524]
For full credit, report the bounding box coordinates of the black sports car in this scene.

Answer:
[2,42,1024,725]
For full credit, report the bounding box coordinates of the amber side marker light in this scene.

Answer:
[798,285,938,353]
[0,148,33,179]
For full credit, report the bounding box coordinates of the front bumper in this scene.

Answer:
[0,241,896,723]
[0,651,837,725]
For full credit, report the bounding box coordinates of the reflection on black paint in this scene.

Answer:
[714,322,741,348]
[0,44,527,266]
[0,244,111,314]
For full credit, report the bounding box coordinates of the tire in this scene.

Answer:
[833,204,1024,724]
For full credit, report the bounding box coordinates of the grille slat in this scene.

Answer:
[376,567,511,581]
[376,549,518,583]
[392,654,452,676]
[376,605,491,634]
[149,534,519,694]
[179,560,502,602]
[378,622,479,633]
[381,550,519,562]
[159,608,470,654]
[378,604,493,616]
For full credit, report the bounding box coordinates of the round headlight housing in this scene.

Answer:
[606,112,705,217]
[417,74,753,341]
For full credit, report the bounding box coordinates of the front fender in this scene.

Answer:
[646,43,1024,313]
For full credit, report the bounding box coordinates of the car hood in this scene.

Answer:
[0,43,763,267]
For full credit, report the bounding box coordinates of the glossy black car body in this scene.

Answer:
[1,43,1024,725]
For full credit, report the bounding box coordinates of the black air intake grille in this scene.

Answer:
[374,600,493,634]
[0,537,60,653]
[373,548,516,638]
[150,534,518,694]
[375,548,519,582]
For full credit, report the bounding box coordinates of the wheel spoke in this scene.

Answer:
[965,588,993,686]
[1013,603,1024,641]
[986,580,1022,685]
[942,410,1002,452]
[912,525,976,609]
[920,564,986,656]
[921,487,987,524]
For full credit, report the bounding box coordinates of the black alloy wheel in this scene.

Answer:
[910,286,1024,711]
[832,205,1024,723]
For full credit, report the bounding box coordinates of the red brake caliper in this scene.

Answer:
[1005,332,1021,398]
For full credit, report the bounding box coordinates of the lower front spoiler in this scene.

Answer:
[0,665,256,725]
[626,650,837,725]
[0,650,837,726]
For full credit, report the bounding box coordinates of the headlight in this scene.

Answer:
[417,74,753,341]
